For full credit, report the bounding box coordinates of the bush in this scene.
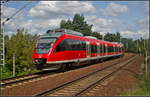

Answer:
[0,66,12,79]
[121,72,149,96]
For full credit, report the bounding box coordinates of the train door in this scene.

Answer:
[86,41,91,58]
[102,43,104,56]
[105,44,108,56]
[97,43,100,57]
[113,45,115,55]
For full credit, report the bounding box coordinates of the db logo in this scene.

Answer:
[39,55,42,58]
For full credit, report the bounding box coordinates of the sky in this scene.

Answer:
[1,1,149,40]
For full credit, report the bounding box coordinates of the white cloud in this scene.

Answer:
[2,2,148,40]
[85,15,149,39]
[2,5,64,35]
[120,30,149,40]
[1,5,17,18]
[143,1,149,16]
[101,3,128,16]
[138,17,149,32]
[29,1,96,19]
[1,5,24,21]
[85,16,121,35]
[4,18,63,35]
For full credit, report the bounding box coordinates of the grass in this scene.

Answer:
[121,72,149,96]
[0,66,13,79]
[0,65,39,79]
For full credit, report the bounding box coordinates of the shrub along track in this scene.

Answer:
[0,70,59,89]
[35,55,137,96]
[0,53,135,96]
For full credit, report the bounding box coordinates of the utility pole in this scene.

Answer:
[120,37,121,43]
[126,42,128,52]
[0,1,5,66]
[13,53,15,76]
[136,40,139,54]
[145,50,147,73]
[145,39,148,74]
[102,34,104,41]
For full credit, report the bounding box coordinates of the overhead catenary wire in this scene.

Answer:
[0,1,32,67]
[1,1,32,25]
[1,0,9,3]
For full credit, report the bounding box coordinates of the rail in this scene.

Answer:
[34,55,137,96]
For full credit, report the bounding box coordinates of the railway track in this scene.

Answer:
[0,55,131,89]
[0,70,58,88]
[34,55,137,96]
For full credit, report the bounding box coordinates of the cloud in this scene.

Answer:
[120,30,149,40]
[101,3,128,16]
[28,1,96,19]
[1,5,26,34]
[142,1,149,16]
[85,15,149,39]
[4,18,63,35]
[1,5,24,21]
[2,2,148,40]
[138,17,149,31]
[2,5,64,35]
[85,16,122,35]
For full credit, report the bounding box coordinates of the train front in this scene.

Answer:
[32,35,57,70]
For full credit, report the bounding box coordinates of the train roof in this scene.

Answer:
[60,34,123,47]
[39,29,123,47]
[42,28,83,37]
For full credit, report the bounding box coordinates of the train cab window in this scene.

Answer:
[36,37,57,54]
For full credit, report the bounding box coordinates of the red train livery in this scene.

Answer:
[33,29,124,70]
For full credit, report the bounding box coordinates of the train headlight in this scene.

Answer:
[34,58,46,64]
[35,59,39,62]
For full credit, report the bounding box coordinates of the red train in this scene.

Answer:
[33,29,124,70]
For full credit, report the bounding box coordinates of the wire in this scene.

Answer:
[1,1,32,25]
[1,0,9,3]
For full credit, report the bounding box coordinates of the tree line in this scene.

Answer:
[0,13,149,78]
[60,14,149,53]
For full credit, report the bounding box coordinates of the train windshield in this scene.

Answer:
[36,37,56,54]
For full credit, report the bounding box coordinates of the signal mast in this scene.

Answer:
[0,1,5,66]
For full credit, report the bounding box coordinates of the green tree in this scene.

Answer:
[5,28,37,73]
[104,32,117,42]
[116,32,121,42]
[91,32,102,40]
[60,13,93,36]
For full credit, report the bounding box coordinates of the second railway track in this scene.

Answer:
[0,71,58,88]
[34,55,137,96]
